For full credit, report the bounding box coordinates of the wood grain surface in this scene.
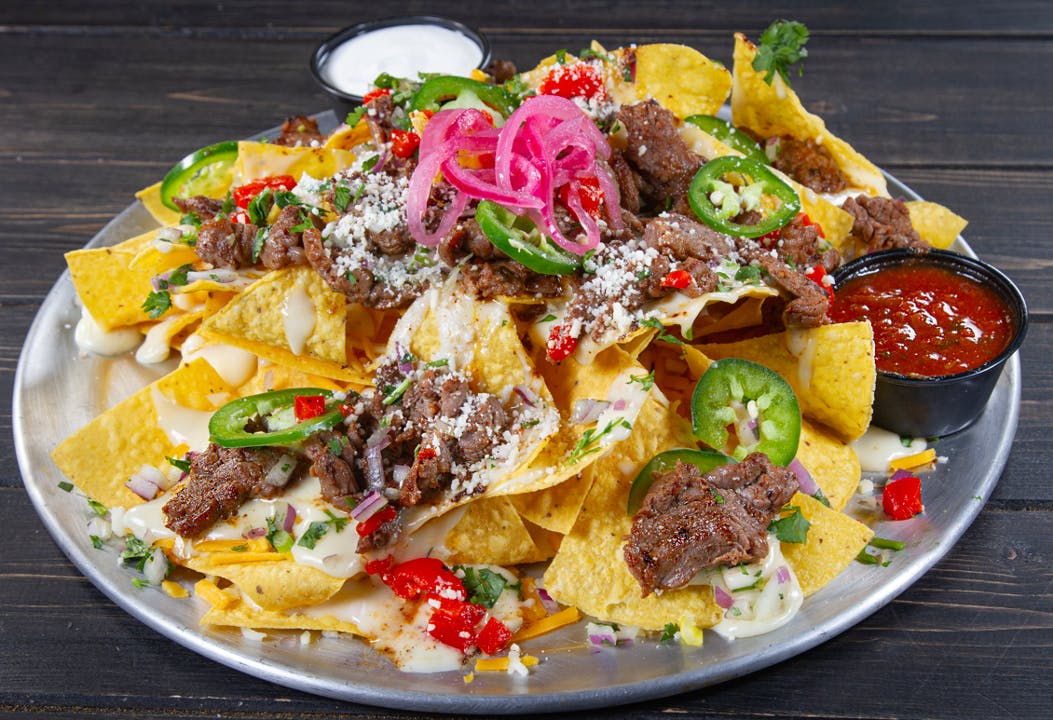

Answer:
[2,2,1050,718]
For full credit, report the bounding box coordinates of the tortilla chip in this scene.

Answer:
[323,122,372,151]
[632,44,732,119]
[731,33,888,197]
[234,141,358,184]
[781,492,873,596]
[136,182,182,226]
[906,200,968,250]
[796,419,861,512]
[544,391,722,630]
[697,321,875,443]
[185,554,345,611]
[510,467,596,535]
[198,266,368,384]
[445,497,551,566]
[240,361,347,396]
[51,359,233,509]
[202,596,362,636]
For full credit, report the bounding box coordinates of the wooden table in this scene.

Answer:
[3,2,1050,717]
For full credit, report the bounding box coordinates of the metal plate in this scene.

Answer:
[13,161,1020,713]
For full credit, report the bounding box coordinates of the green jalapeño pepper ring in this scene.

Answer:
[684,115,769,165]
[691,358,801,466]
[411,76,519,119]
[475,200,581,275]
[209,388,344,448]
[159,140,239,212]
[627,447,734,515]
[687,155,801,238]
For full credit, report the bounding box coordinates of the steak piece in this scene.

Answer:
[769,135,847,194]
[273,115,325,147]
[842,194,926,253]
[195,217,259,269]
[624,453,798,596]
[616,101,702,213]
[163,444,300,538]
[173,196,223,223]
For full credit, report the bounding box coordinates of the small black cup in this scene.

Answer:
[310,16,492,119]
[832,248,1028,437]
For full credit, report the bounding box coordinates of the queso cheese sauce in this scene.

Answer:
[831,262,1015,377]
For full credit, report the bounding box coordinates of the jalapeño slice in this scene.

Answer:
[411,76,518,119]
[475,200,581,275]
[691,358,801,466]
[159,140,239,211]
[627,448,734,515]
[684,114,768,165]
[687,155,800,238]
[209,388,343,448]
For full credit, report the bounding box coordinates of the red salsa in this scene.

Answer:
[830,262,1015,377]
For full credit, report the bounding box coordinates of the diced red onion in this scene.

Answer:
[283,503,297,533]
[570,398,611,424]
[514,384,539,407]
[890,468,914,482]
[143,547,168,585]
[395,343,413,374]
[613,399,627,411]
[350,490,388,522]
[588,631,616,648]
[263,454,298,487]
[536,587,560,614]
[624,53,637,83]
[369,147,390,174]
[714,585,734,609]
[125,473,159,501]
[364,428,390,491]
[244,527,267,539]
[776,566,791,584]
[788,458,819,496]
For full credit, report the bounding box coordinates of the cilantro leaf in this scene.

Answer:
[454,566,519,608]
[142,290,171,319]
[752,20,810,86]
[640,317,683,345]
[333,184,352,213]
[247,188,274,226]
[166,456,191,473]
[251,227,267,263]
[58,481,74,493]
[627,370,655,391]
[768,505,811,544]
[296,521,329,550]
[266,514,294,553]
[119,535,153,571]
[659,622,678,642]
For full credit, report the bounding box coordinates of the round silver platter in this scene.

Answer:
[13,120,1021,712]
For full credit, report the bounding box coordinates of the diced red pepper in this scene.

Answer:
[338,402,355,417]
[805,264,835,301]
[883,476,924,520]
[389,129,421,159]
[383,557,466,601]
[660,269,693,290]
[799,212,826,238]
[416,446,437,461]
[364,555,394,577]
[231,175,297,209]
[293,395,326,422]
[355,505,397,538]
[475,616,512,655]
[231,210,251,225]
[426,595,486,653]
[558,176,604,219]
[546,324,578,363]
[539,62,608,102]
[362,87,391,105]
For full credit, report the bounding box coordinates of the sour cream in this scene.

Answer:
[320,23,485,99]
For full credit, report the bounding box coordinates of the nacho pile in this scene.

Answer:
[52,23,966,674]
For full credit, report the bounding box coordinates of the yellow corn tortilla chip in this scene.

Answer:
[796,419,861,512]
[323,122,372,150]
[906,200,968,250]
[697,321,876,443]
[51,359,234,509]
[731,33,888,197]
[781,492,873,596]
[198,266,368,384]
[135,181,182,226]
[445,497,551,566]
[510,467,596,535]
[631,43,732,119]
[234,141,358,184]
[202,597,362,636]
[678,122,856,248]
[184,555,345,611]
[240,360,347,395]
[543,391,723,630]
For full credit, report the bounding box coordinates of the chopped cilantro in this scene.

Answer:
[425,358,449,368]
[142,290,171,320]
[166,456,191,473]
[812,488,831,507]
[265,514,294,553]
[131,577,150,589]
[768,505,810,544]
[627,370,655,391]
[345,106,367,127]
[361,154,380,172]
[640,317,683,345]
[752,19,809,86]
[87,499,109,518]
[251,227,267,263]
[324,509,348,533]
[540,313,557,323]
[230,544,248,552]
[579,48,612,63]
[327,436,348,456]
[119,534,153,571]
[659,622,678,642]
[297,521,330,549]
[247,187,275,226]
[521,419,541,429]
[565,418,632,466]
[382,377,413,406]
[90,535,103,550]
[58,481,74,493]
[735,264,762,283]
[710,488,725,504]
[555,48,570,64]
[333,184,352,212]
[344,270,358,285]
[454,566,519,608]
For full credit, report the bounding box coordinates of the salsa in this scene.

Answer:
[831,262,1015,377]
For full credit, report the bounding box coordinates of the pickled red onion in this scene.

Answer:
[406,96,622,256]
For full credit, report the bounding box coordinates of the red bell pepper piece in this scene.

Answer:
[355,505,397,538]
[426,594,486,652]
[232,175,297,209]
[660,269,693,290]
[389,129,421,159]
[539,63,607,101]
[362,87,391,105]
[805,264,835,301]
[475,616,512,655]
[293,395,326,422]
[883,476,924,520]
[364,555,394,577]
[546,324,578,363]
[558,176,604,219]
[383,557,466,601]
